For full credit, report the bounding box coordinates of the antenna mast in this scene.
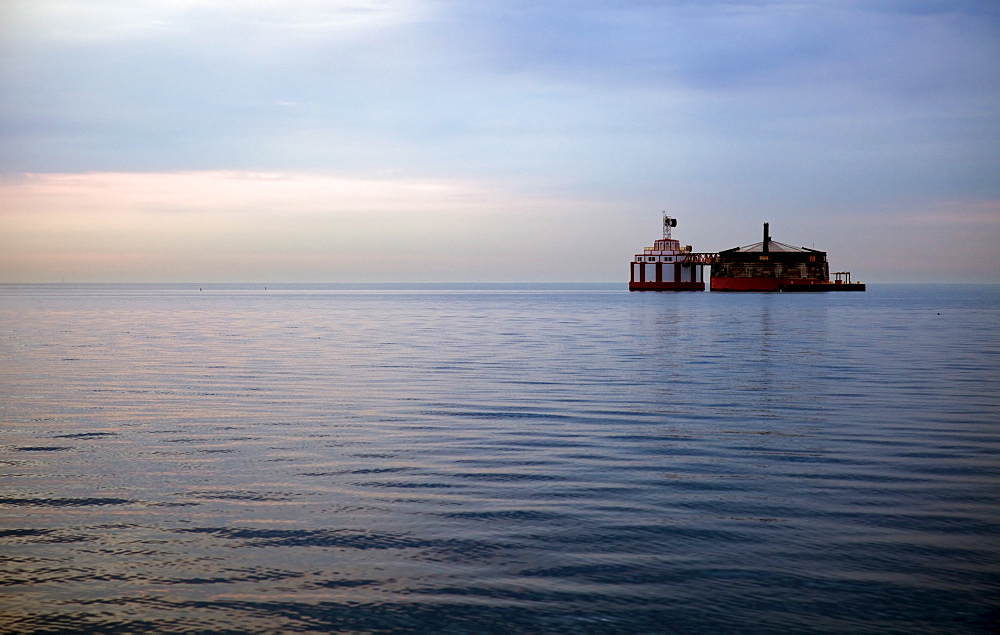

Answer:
[662,212,676,240]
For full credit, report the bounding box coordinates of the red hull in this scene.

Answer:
[629,281,705,291]
[711,278,865,292]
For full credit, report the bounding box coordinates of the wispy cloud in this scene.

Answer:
[0,171,626,282]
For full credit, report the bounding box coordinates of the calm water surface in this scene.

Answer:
[1,284,998,633]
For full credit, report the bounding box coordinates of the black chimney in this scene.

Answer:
[763,222,770,253]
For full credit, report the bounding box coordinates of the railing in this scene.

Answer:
[682,253,719,264]
[634,253,719,264]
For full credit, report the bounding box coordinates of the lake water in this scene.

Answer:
[1,283,998,633]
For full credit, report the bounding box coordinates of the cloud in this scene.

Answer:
[3,0,428,43]
[0,1,997,282]
[5,0,997,182]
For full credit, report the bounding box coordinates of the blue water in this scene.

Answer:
[1,284,998,633]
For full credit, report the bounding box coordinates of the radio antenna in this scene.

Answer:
[662,212,676,240]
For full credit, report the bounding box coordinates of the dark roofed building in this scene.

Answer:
[711,223,862,291]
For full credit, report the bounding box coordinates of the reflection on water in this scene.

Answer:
[1,284,998,632]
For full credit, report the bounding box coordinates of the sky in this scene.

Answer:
[1,0,998,283]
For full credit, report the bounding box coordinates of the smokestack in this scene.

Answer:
[763,222,770,253]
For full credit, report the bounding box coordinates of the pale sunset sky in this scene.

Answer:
[1,0,998,283]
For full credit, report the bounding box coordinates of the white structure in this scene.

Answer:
[629,214,711,291]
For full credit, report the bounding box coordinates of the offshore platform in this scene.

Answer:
[628,214,711,291]
[629,214,865,292]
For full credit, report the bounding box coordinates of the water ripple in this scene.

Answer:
[0,284,997,632]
